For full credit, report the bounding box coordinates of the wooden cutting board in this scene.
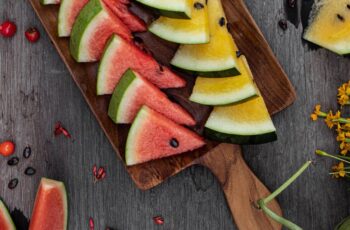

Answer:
[29,0,296,229]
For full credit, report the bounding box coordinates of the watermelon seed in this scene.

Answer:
[170,138,179,148]
[347,4,350,9]
[7,156,19,166]
[24,167,36,176]
[153,216,164,225]
[8,178,18,189]
[159,65,164,72]
[194,2,204,9]
[287,0,296,8]
[23,146,32,159]
[278,19,288,30]
[219,17,226,27]
[337,14,345,21]
[236,50,242,58]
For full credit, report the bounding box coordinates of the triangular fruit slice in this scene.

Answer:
[70,0,132,62]
[0,199,16,230]
[149,0,209,44]
[102,0,146,32]
[303,0,350,55]
[136,0,193,19]
[40,0,60,5]
[126,106,205,166]
[190,55,258,105]
[171,0,240,77]
[108,69,195,125]
[29,178,68,230]
[97,34,186,95]
[58,0,89,37]
[204,96,277,144]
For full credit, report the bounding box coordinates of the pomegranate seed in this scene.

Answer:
[25,27,40,43]
[153,216,164,225]
[89,217,94,230]
[54,122,71,138]
[97,167,105,178]
[0,21,17,37]
[92,165,97,177]
[0,141,15,157]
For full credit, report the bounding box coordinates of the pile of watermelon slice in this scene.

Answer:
[40,0,278,166]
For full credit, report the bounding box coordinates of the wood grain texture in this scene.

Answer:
[1,0,347,229]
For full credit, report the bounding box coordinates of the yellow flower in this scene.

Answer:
[325,111,336,129]
[332,162,346,178]
[310,114,318,121]
[310,104,326,121]
[338,81,350,106]
[337,132,346,142]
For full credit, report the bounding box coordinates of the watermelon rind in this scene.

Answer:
[204,96,277,145]
[136,0,192,19]
[148,0,209,44]
[189,56,258,105]
[40,0,60,5]
[0,199,16,230]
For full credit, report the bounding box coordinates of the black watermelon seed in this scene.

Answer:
[337,14,345,21]
[194,2,204,9]
[24,167,36,176]
[278,19,288,30]
[236,50,242,58]
[7,157,19,166]
[8,178,18,189]
[170,138,179,148]
[288,0,296,8]
[133,36,143,44]
[347,4,350,9]
[219,17,226,27]
[23,146,32,159]
[159,65,164,72]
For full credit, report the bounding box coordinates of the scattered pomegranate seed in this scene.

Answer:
[92,165,97,177]
[0,21,17,37]
[153,216,164,225]
[25,27,40,43]
[89,217,94,230]
[93,166,106,183]
[54,122,72,138]
[0,141,15,157]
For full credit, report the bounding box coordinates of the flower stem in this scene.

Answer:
[333,118,350,124]
[261,161,312,204]
[316,150,350,164]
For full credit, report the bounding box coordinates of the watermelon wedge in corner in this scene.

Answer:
[97,35,186,95]
[58,0,89,37]
[70,0,132,62]
[29,178,68,230]
[126,106,205,166]
[102,0,146,32]
[0,199,16,230]
[108,69,195,125]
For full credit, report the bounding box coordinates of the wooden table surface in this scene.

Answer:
[1,0,349,229]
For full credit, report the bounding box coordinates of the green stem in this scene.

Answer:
[333,118,350,124]
[257,200,303,230]
[338,155,350,161]
[262,161,312,204]
[316,150,350,164]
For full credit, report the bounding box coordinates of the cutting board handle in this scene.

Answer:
[196,144,282,230]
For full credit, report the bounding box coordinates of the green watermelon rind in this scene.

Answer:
[70,0,104,61]
[0,199,16,230]
[108,69,137,123]
[135,0,191,19]
[40,0,60,5]
[204,128,277,145]
[171,65,240,78]
[190,92,258,106]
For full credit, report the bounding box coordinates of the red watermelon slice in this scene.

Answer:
[29,178,68,230]
[108,69,195,125]
[70,0,132,62]
[102,0,146,32]
[0,199,16,230]
[97,34,186,94]
[58,0,89,37]
[125,106,205,166]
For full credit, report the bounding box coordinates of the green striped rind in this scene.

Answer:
[0,199,16,230]
[204,128,277,145]
[172,65,240,78]
[70,0,103,61]
[108,69,137,123]
[135,0,191,19]
[40,0,60,5]
[191,92,257,106]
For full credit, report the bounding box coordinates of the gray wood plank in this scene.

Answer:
[0,0,348,229]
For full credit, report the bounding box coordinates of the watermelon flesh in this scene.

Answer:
[0,199,16,230]
[126,106,205,166]
[108,69,195,125]
[29,178,68,230]
[58,0,89,37]
[97,34,186,95]
[102,0,146,32]
[70,0,132,62]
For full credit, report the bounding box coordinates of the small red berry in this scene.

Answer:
[25,27,40,43]
[0,21,17,37]
[0,141,15,157]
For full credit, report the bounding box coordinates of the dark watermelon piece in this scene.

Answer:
[125,106,205,166]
